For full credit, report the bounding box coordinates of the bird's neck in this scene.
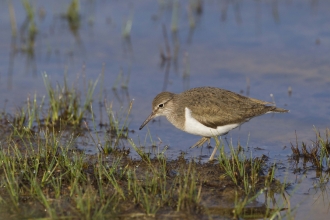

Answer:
[165,100,185,130]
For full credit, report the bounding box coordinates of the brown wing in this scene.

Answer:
[181,87,277,129]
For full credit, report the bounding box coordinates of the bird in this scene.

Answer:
[139,87,289,160]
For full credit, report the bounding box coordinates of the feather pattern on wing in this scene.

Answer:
[173,87,286,129]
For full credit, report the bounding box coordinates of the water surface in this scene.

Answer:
[0,0,329,219]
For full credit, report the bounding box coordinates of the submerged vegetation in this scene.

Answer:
[290,129,330,185]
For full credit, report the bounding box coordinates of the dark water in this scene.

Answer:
[0,0,330,219]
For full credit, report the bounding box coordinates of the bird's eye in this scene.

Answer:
[158,103,164,108]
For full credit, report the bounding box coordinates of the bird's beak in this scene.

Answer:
[139,111,156,130]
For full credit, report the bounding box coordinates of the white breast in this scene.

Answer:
[184,107,239,137]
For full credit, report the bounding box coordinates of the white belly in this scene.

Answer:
[184,107,239,137]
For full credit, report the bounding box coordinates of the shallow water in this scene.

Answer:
[0,0,329,218]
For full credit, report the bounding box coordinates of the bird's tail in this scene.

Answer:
[272,107,289,113]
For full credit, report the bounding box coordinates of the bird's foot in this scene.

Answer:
[190,137,210,149]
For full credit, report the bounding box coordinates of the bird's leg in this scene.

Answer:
[190,137,210,149]
[209,143,218,161]
[209,136,220,161]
